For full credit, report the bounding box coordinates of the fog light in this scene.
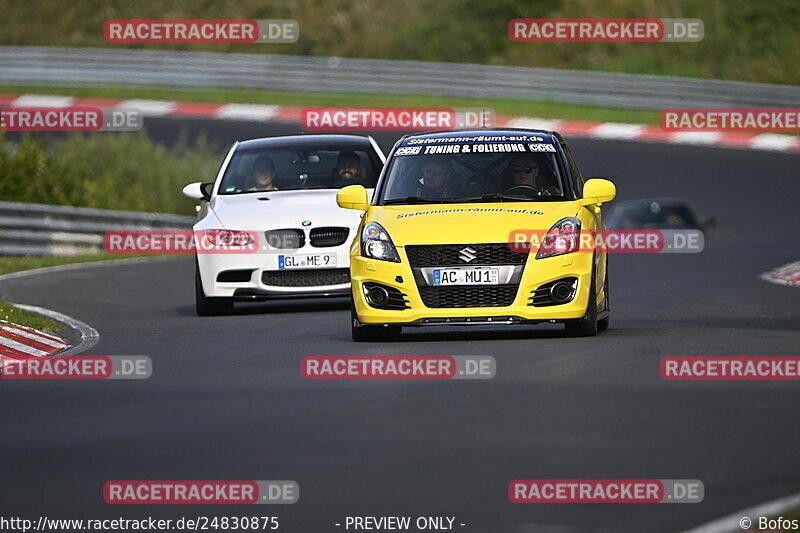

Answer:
[550,281,575,303]
[366,286,389,306]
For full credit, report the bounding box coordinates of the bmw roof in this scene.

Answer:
[235,134,377,151]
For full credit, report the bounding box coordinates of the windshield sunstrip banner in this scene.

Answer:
[402,133,552,145]
[395,143,556,156]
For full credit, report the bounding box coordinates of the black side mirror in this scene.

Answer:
[200,182,214,201]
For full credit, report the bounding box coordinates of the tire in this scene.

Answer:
[351,296,402,342]
[195,262,233,316]
[564,262,599,337]
[597,262,610,333]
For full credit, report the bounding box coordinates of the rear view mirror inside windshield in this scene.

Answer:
[292,151,321,164]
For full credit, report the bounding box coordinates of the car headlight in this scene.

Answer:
[361,222,400,262]
[203,230,256,247]
[536,217,581,259]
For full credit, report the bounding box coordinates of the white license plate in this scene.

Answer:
[278,253,337,269]
[433,268,500,286]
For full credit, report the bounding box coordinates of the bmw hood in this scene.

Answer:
[210,189,367,230]
[369,201,585,245]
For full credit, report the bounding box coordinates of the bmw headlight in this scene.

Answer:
[536,217,581,259]
[204,229,256,247]
[361,222,400,262]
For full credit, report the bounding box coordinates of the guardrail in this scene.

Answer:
[1,46,798,110]
[0,201,194,256]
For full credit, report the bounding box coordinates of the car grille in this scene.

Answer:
[405,244,527,267]
[418,285,518,308]
[310,227,350,247]
[265,229,304,249]
[262,268,350,287]
[406,244,526,308]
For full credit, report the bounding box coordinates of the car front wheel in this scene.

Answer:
[565,265,599,337]
[597,270,610,332]
[351,296,401,342]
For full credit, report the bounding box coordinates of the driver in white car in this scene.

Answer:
[246,155,280,192]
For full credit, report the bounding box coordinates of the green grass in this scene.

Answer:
[0,300,64,331]
[1,0,798,84]
[0,84,662,125]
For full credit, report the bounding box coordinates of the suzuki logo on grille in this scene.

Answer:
[459,247,477,263]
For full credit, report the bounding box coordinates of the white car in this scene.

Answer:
[182,134,386,315]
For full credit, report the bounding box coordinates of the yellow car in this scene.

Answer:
[336,129,616,341]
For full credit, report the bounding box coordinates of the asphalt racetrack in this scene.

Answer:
[1,119,799,532]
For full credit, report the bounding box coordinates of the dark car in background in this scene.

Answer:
[604,197,715,235]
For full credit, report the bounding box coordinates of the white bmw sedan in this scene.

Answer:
[182,134,385,315]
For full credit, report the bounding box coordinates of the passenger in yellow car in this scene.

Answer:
[409,159,464,199]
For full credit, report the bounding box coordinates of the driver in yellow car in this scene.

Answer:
[508,154,559,196]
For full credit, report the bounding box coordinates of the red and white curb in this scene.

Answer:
[0,264,107,365]
[506,117,800,152]
[0,319,68,367]
[761,261,800,287]
[2,93,799,153]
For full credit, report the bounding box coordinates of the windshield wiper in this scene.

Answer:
[454,193,537,202]
[383,196,453,205]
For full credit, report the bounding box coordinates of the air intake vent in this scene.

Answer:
[216,269,254,283]
[363,282,410,310]
[406,244,526,267]
[529,277,578,307]
[418,285,518,308]
[262,268,350,287]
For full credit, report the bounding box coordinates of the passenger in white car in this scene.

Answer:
[331,151,368,187]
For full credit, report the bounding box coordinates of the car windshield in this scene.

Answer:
[379,139,568,205]
[606,202,700,229]
[218,146,382,194]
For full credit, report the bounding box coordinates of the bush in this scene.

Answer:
[0,131,220,214]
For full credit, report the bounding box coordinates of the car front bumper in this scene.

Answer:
[351,248,595,325]
[197,245,353,299]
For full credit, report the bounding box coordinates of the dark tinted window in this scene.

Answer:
[380,142,568,204]
[218,146,382,194]
[562,143,585,198]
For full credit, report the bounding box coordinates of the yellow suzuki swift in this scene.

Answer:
[336,129,616,341]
